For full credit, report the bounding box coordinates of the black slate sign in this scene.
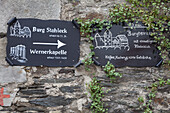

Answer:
[6,18,80,67]
[92,22,162,67]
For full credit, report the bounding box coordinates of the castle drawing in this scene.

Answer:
[10,45,27,63]
[10,21,31,38]
[94,29,130,51]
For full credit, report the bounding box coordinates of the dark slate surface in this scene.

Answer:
[92,22,162,67]
[59,68,75,74]
[6,18,80,67]
[59,86,81,93]
[29,96,76,107]
[20,89,46,95]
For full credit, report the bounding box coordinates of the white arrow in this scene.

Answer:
[33,40,66,49]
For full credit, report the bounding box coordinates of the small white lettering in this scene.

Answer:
[30,49,67,56]
[46,27,67,33]
[105,55,152,61]
[32,27,45,33]
[127,30,152,37]
[134,44,151,48]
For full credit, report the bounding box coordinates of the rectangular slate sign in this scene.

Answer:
[92,22,162,67]
[6,18,80,67]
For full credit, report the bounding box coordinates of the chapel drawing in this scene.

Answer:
[10,21,31,38]
[10,45,27,63]
[94,29,130,51]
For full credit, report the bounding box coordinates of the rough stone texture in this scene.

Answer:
[0,66,27,85]
[2,88,19,106]
[0,38,8,65]
[59,68,75,74]
[60,0,127,21]
[0,0,169,113]
[0,0,61,33]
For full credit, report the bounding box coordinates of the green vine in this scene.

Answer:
[76,1,169,113]
[88,77,107,113]
[77,18,112,39]
[138,78,170,113]
[109,0,170,65]
[82,52,95,71]
[77,18,112,70]
[103,61,122,82]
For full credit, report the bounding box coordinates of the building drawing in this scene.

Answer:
[10,21,31,38]
[94,29,130,51]
[10,45,27,63]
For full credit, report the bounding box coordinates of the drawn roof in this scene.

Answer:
[95,33,101,37]
[14,21,21,28]
[104,29,112,36]
[117,35,128,41]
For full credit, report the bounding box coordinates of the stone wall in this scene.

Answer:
[0,0,169,113]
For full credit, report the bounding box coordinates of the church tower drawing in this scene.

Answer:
[103,29,112,46]
[10,21,31,38]
[10,45,27,63]
[94,29,130,51]
[14,21,21,36]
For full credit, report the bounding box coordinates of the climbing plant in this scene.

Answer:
[109,0,170,64]
[77,18,112,70]
[104,61,122,82]
[138,78,170,113]
[76,0,169,113]
[82,52,95,71]
[88,77,107,113]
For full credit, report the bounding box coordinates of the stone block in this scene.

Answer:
[0,0,61,33]
[0,88,19,106]
[0,66,27,85]
[0,38,7,65]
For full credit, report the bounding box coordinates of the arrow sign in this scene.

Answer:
[33,40,66,49]
[6,18,80,67]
